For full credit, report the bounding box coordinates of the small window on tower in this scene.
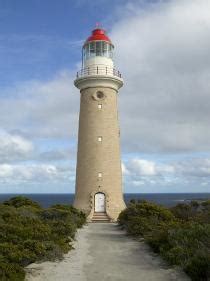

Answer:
[98,136,102,142]
[98,104,102,109]
[98,172,102,178]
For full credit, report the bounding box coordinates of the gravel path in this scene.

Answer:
[25,223,190,281]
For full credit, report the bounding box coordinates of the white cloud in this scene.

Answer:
[122,156,210,192]
[175,158,210,177]
[126,158,174,176]
[0,129,73,164]
[0,71,79,139]
[38,149,71,162]
[129,159,157,176]
[0,131,34,162]
[0,164,13,178]
[111,0,210,152]
[124,156,210,179]
[132,180,145,187]
[0,163,72,184]
[121,162,130,175]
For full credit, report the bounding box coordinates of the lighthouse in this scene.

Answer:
[73,27,126,222]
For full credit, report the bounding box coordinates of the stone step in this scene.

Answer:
[92,216,109,218]
[91,219,110,223]
[93,213,107,215]
[92,216,109,219]
[91,220,110,223]
[92,218,110,221]
[92,217,109,219]
[91,212,110,222]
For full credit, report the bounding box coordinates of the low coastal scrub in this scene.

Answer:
[0,196,86,281]
[118,200,210,281]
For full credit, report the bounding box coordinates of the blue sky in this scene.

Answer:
[0,0,210,193]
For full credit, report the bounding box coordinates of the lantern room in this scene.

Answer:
[75,27,122,80]
[82,28,114,67]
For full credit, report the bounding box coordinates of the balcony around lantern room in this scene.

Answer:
[76,65,122,79]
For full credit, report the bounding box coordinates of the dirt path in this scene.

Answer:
[25,223,189,281]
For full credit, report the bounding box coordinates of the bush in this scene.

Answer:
[0,262,25,281]
[171,201,202,221]
[185,255,210,281]
[3,196,41,209]
[118,201,175,236]
[118,200,210,281]
[0,196,86,280]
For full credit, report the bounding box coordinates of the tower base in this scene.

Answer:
[74,191,126,222]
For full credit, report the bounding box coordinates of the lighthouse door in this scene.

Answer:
[95,193,105,212]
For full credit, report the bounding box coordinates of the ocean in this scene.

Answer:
[0,193,210,208]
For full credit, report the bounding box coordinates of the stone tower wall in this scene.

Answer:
[74,86,126,221]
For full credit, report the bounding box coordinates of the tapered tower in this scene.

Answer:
[74,27,126,222]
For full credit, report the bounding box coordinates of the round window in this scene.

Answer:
[92,91,106,101]
[96,91,104,99]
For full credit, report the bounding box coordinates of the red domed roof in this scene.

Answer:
[84,28,112,45]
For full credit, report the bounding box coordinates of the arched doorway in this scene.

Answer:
[94,192,105,212]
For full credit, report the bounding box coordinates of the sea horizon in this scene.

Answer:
[0,192,210,194]
[1,192,210,208]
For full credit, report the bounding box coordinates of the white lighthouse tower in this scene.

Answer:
[74,27,126,222]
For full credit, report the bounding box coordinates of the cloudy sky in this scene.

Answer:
[0,0,210,193]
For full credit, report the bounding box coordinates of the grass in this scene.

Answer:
[0,196,86,281]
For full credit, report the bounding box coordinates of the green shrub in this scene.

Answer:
[118,201,175,236]
[0,196,86,281]
[0,262,25,281]
[3,196,41,209]
[23,240,47,257]
[185,254,210,281]
[201,200,210,208]
[171,203,194,221]
[118,200,210,281]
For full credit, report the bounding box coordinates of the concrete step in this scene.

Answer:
[91,212,110,222]
[91,218,110,220]
[94,214,107,217]
[92,215,109,218]
[91,219,110,222]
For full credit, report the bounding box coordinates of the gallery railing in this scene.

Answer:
[76,65,122,79]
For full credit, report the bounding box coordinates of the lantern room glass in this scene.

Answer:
[82,41,114,65]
